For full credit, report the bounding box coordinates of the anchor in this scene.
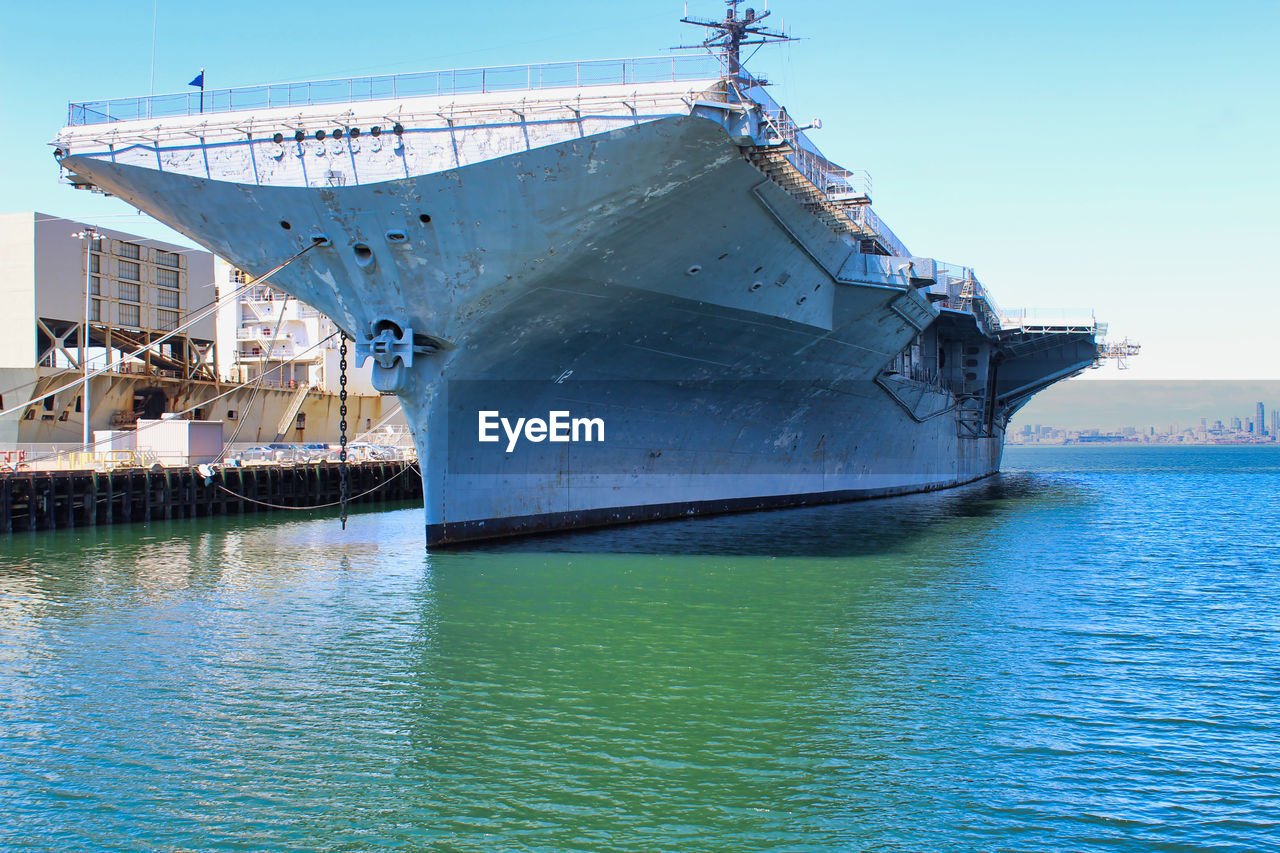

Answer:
[352,318,439,393]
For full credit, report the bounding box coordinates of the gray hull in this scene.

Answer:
[57,113,1090,545]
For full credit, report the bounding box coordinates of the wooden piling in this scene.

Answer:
[0,460,420,535]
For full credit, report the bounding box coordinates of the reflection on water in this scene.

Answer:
[2,448,1279,851]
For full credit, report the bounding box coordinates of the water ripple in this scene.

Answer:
[1,449,1279,850]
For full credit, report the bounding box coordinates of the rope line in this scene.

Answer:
[212,462,418,510]
[14,331,339,467]
[0,241,319,418]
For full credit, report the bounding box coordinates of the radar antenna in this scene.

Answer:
[676,1,794,78]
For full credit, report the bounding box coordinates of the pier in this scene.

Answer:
[0,459,421,534]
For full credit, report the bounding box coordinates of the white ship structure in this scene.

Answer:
[51,3,1128,543]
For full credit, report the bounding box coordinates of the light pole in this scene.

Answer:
[72,227,97,449]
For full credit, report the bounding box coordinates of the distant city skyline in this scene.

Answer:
[1010,381,1280,434]
[1012,398,1277,445]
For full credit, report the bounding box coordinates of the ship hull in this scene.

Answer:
[418,279,1002,545]
[58,115,1022,545]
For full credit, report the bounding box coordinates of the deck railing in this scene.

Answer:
[935,261,1003,328]
[67,55,726,126]
[748,84,909,257]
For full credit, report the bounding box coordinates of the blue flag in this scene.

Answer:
[188,71,204,88]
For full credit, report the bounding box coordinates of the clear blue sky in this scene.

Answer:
[2,0,1276,379]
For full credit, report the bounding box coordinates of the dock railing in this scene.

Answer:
[68,55,726,125]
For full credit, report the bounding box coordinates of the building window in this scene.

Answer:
[157,288,180,308]
[156,267,180,288]
[90,276,101,295]
[118,281,140,302]
[118,259,140,281]
[157,309,179,331]
[118,241,141,260]
[119,302,140,328]
[231,269,248,284]
[89,254,100,274]
[226,409,238,420]
[90,300,101,322]
[156,250,180,268]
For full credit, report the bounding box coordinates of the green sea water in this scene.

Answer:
[3,445,1279,851]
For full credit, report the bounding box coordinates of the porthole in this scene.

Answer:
[310,233,333,247]
[279,220,292,230]
[753,265,764,274]
[393,123,404,135]
[749,282,762,292]
[796,295,807,304]
[315,129,326,141]
[717,252,729,260]
[371,126,382,137]
[350,127,361,138]
[353,243,374,268]
[419,213,431,224]
[686,265,702,276]
[333,128,344,140]
[294,130,306,142]
[272,132,283,144]
[385,230,408,243]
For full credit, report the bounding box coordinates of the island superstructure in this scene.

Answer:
[50,3,1124,543]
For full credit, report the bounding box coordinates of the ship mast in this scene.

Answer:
[678,0,793,79]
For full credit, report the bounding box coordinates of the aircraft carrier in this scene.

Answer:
[50,3,1123,544]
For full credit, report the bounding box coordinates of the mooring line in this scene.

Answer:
[212,462,418,510]
[0,240,320,419]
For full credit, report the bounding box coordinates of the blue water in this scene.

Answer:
[2,445,1279,851]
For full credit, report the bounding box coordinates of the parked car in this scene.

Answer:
[237,445,278,463]
[264,442,302,462]
[299,442,336,462]
[344,441,390,461]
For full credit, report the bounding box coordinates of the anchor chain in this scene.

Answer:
[339,334,349,529]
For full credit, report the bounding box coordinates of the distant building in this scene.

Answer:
[213,259,377,396]
[0,212,216,442]
[0,211,215,374]
[1259,402,1267,436]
